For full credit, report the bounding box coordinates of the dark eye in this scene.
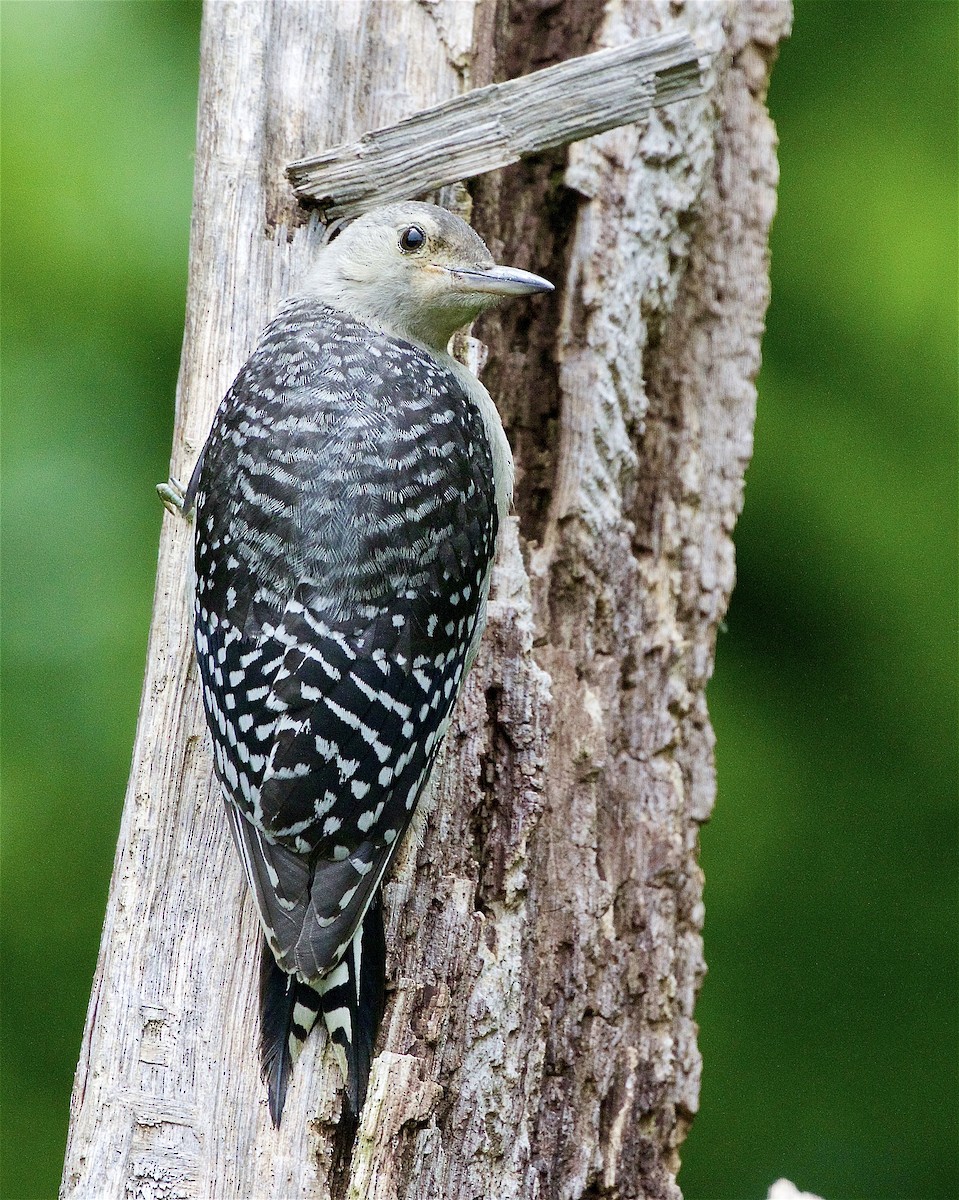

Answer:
[399,225,426,252]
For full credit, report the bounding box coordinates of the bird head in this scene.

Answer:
[303,202,554,351]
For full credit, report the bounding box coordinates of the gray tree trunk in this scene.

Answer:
[60,2,790,1198]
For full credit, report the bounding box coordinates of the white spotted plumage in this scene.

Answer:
[183,201,552,1125]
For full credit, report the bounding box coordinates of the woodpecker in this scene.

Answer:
[170,202,552,1125]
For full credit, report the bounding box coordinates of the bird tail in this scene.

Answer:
[259,894,387,1124]
[319,892,386,1118]
[259,943,322,1126]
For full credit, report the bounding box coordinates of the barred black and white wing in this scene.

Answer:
[189,301,497,1121]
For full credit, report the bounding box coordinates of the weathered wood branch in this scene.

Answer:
[286,30,709,218]
[61,1,790,1198]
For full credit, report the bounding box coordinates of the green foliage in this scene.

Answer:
[681,4,958,1197]
[1,4,201,1198]
[1,3,954,1198]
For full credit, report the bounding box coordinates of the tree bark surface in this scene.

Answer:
[60,2,790,1198]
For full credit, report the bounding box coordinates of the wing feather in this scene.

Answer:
[226,802,400,981]
[195,305,497,1037]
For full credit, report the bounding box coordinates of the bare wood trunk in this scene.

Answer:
[61,2,790,1198]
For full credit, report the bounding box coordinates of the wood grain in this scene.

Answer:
[286,30,709,218]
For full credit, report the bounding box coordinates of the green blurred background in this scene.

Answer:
[1,2,955,1197]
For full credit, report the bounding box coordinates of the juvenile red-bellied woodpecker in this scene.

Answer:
[167,202,552,1125]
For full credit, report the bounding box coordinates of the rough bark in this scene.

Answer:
[285,30,705,216]
[60,2,790,1198]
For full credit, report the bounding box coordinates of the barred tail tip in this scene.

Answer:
[258,895,386,1125]
[320,893,386,1118]
[259,944,321,1126]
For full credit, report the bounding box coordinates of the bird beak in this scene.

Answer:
[446,264,554,296]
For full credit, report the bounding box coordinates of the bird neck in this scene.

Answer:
[301,255,479,352]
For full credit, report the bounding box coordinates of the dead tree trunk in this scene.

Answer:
[61,2,790,1197]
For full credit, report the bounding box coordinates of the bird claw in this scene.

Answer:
[157,477,187,518]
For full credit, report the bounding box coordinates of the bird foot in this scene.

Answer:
[157,477,187,518]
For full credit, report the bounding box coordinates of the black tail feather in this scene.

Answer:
[320,893,386,1117]
[259,940,321,1126]
[258,895,386,1124]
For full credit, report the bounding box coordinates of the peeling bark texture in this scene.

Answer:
[285,30,706,216]
[61,2,790,1199]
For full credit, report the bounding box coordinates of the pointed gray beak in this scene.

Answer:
[447,264,554,296]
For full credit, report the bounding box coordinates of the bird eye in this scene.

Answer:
[399,225,426,253]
